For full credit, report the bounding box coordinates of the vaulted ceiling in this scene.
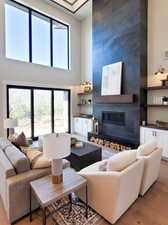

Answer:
[48,0,89,13]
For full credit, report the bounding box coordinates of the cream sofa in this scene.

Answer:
[0,138,70,224]
[137,141,162,196]
[78,152,144,224]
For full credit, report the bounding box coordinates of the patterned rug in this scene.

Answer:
[47,196,102,225]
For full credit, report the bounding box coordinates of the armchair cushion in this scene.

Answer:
[137,141,157,156]
[106,150,137,172]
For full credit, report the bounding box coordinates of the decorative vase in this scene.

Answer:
[163,101,168,105]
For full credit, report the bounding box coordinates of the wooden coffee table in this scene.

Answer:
[67,142,102,171]
[30,168,88,225]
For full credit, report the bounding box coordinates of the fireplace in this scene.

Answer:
[102,112,125,126]
[88,111,139,149]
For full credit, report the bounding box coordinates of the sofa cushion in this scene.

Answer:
[21,146,51,169]
[137,141,157,156]
[0,151,16,178]
[106,150,137,172]
[4,145,30,174]
[13,132,29,147]
[0,137,12,151]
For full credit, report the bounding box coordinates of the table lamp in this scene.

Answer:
[4,118,18,136]
[43,133,71,184]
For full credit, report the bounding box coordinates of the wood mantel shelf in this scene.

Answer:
[94,94,135,104]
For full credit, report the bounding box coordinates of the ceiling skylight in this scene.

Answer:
[48,0,89,13]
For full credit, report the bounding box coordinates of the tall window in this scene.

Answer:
[32,13,50,66]
[53,21,68,70]
[8,88,31,137]
[5,0,69,70]
[5,2,29,62]
[34,90,52,136]
[7,86,70,139]
[54,91,69,133]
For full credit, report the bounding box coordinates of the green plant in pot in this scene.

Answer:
[162,96,168,105]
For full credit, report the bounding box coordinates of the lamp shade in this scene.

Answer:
[43,134,71,159]
[4,118,18,129]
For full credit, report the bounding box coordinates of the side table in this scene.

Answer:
[30,168,88,225]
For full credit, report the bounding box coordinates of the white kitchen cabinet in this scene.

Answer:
[140,126,168,159]
[74,117,93,137]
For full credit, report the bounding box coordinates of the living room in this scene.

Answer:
[0,0,168,225]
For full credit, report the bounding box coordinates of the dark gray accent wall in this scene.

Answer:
[92,0,147,145]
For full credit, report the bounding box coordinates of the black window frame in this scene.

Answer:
[7,85,71,140]
[5,0,70,70]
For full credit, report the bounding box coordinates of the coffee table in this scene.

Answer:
[30,168,88,225]
[66,142,102,171]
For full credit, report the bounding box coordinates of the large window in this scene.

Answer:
[5,0,69,70]
[34,90,52,136]
[8,88,31,137]
[32,13,51,66]
[7,86,71,139]
[5,2,29,62]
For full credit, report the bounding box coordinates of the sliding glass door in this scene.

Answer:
[34,89,52,136]
[54,91,69,133]
[7,86,70,139]
[8,88,31,137]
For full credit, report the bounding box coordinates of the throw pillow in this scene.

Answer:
[137,141,157,156]
[13,132,29,147]
[99,160,108,171]
[21,146,51,169]
[106,150,137,172]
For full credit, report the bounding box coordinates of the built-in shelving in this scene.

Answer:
[147,86,168,91]
[77,92,92,96]
[77,103,92,106]
[147,104,168,108]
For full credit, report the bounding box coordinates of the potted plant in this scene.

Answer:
[162,96,168,105]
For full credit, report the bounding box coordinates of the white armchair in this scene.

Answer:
[137,141,162,196]
[78,157,144,224]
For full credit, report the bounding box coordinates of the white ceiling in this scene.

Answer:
[75,0,92,20]
[48,0,89,13]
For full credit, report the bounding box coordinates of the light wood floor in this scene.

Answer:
[0,161,168,225]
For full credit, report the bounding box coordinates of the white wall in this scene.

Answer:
[148,0,168,123]
[81,15,92,82]
[0,0,82,136]
[80,14,92,115]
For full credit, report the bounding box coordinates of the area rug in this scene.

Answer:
[47,196,102,225]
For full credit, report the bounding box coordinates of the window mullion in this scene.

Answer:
[51,90,54,133]
[31,89,34,139]
[29,9,32,62]
[50,19,53,67]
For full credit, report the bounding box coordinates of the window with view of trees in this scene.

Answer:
[5,0,69,70]
[7,86,70,139]
[8,88,31,137]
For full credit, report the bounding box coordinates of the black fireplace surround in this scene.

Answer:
[91,0,147,146]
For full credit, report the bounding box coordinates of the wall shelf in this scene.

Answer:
[78,92,92,96]
[147,86,168,91]
[147,104,168,108]
[77,103,92,106]
[94,94,135,104]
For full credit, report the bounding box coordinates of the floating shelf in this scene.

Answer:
[94,94,135,104]
[78,92,92,96]
[147,86,168,91]
[147,104,168,108]
[77,103,92,106]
